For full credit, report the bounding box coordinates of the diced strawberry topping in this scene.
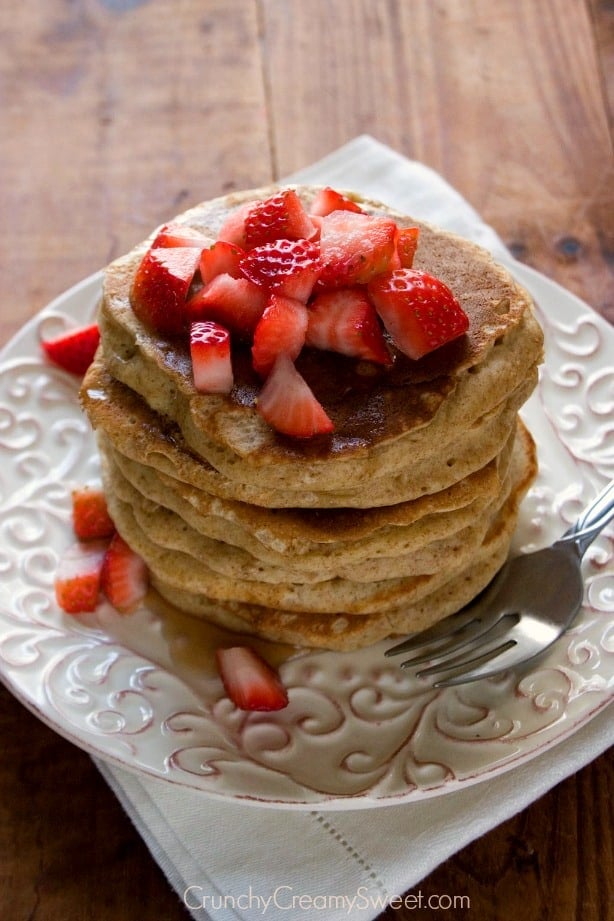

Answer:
[252,295,308,377]
[257,353,333,438]
[55,541,107,614]
[318,211,397,287]
[188,273,267,336]
[396,227,420,268]
[101,533,149,614]
[306,288,392,365]
[72,486,115,541]
[190,321,234,394]
[152,223,212,249]
[130,246,201,337]
[216,646,288,711]
[200,241,245,285]
[216,202,252,247]
[368,269,469,360]
[244,189,316,249]
[240,239,321,303]
[42,323,100,376]
[309,187,365,217]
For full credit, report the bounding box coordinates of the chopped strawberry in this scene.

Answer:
[152,222,212,249]
[318,211,397,287]
[42,323,100,376]
[244,189,316,249]
[55,541,107,614]
[216,646,288,711]
[257,353,333,438]
[130,246,201,337]
[217,202,252,247]
[252,295,308,377]
[309,186,365,217]
[190,321,233,394]
[306,288,391,365]
[368,269,469,360]
[72,486,115,541]
[187,273,267,336]
[396,227,420,268]
[240,239,321,303]
[200,241,245,285]
[101,533,149,614]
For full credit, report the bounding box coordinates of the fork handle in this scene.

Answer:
[559,479,614,557]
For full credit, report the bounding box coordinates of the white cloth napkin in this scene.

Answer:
[95,137,613,921]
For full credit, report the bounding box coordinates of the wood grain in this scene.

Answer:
[0,1,612,919]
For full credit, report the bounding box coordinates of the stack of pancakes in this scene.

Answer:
[81,186,543,650]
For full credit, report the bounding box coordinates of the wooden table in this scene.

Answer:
[1,2,612,918]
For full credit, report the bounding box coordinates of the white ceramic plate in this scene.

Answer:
[0,261,612,810]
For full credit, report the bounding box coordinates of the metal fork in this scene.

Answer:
[386,480,614,687]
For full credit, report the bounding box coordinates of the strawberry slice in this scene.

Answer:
[55,540,107,614]
[252,295,308,377]
[396,227,420,268]
[190,320,233,394]
[306,288,391,365]
[257,353,333,438]
[72,486,115,541]
[216,646,288,711]
[101,533,149,614]
[244,189,316,249]
[217,202,252,247]
[130,246,201,337]
[309,186,365,217]
[200,241,245,285]
[42,323,100,376]
[240,239,321,303]
[152,222,212,249]
[368,269,469,360]
[318,211,397,287]
[187,273,267,336]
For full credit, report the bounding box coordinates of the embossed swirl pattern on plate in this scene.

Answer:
[0,267,612,808]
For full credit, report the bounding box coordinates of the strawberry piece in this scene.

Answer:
[252,295,308,377]
[217,202,252,247]
[318,211,397,287]
[240,239,321,303]
[368,269,469,360]
[257,353,333,438]
[306,288,391,365]
[55,541,107,614]
[244,189,316,249]
[101,533,149,614]
[130,246,201,338]
[309,186,365,217]
[42,323,100,376]
[200,241,245,285]
[152,222,212,249]
[216,646,288,711]
[190,321,233,394]
[72,486,115,541]
[396,227,420,268]
[187,273,267,336]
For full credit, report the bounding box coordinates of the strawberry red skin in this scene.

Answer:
[217,202,252,247]
[306,288,391,365]
[252,295,308,377]
[72,487,115,541]
[130,246,201,337]
[101,533,149,614]
[216,646,288,711]
[309,187,365,217]
[240,239,321,303]
[368,269,469,360]
[257,353,334,438]
[42,323,100,376]
[188,273,267,335]
[200,241,245,285]
[55,541,107,614]
[152,222,211,249]
[318,211,397,287]
[244,189,316,249]
[396,227,420,268]
[190,320,233,394]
